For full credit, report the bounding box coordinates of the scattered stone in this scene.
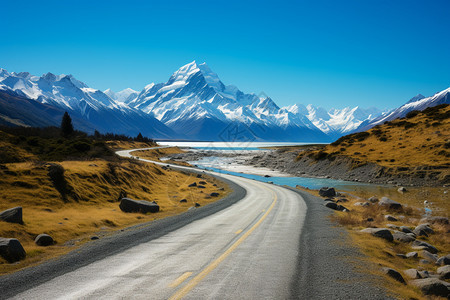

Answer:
[421,250,438,263]
[414,224,434,235]
[386,224,399,229]
[0,237,26,263]
[353,202,370,207]
[218,187,225,191]
[436,254,450,266]
[197,185,206,189]
[319,187,336,198]
[91,236,99,240]
[412,240,438,254]
[437,265,450,279]
[399,226,414,234]
[393,231,415,243]
[360,228,393,242]
[385,215,398,221]
[406,251,418,258]
[420,216,449,225]
[196,174,202,178]
[410,278,450,297]
[194,203,201,207]
[34,234,54,246]
[209,192,219,197]
[325,202,348,212]
[378,197,402,210]
[213,184,217,187]
[382,267,405,284]
[420,259,432,265]
[366,217,374,222]
[199,181,207,185]
[188,182,197,187]
[180,199,187,203]
[368,196,379,203]
[418,270,431,278]
[404,268,422,279]
[119,198,160,214]
[397,187,407,193]
[264,175,271,178]
[0,207,23,224]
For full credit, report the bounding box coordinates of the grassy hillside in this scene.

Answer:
[297,104,450,183]
[0,129,229,274]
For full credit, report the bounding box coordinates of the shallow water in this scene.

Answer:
[158,141,319,149]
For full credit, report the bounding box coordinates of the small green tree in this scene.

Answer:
[136,132,144,142]
[61,112,74,137]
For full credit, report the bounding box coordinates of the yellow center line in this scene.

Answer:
[169,272,193,288]
[234,229,243,235]
[168,185,277,300]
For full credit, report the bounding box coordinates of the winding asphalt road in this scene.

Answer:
[1,148,389,299]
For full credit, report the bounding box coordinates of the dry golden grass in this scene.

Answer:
[132,147,191,166]
[0,159,229,275]
[105,140,156,151]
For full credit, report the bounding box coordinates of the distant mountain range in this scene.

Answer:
[0,62,448,142]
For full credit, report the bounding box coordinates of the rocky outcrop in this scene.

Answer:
[0,207,23,224]
[119,198,160,214]
[319,187,336,197]
[0,238,26,263]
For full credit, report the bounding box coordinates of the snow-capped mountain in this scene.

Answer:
[0,68,175,138]
[104,88,138,103]
[128,61,329,141]
[281,104,383,139]
[356,88,450,132]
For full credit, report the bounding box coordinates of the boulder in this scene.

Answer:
[0,237,26,263]
[382,267,405,284]
[194,203,201,207]
[209,192,219,197]
[399,226,414,234]
[414,224,434,235]
[378,197,402,210]
[436,254,450,266]
[319,187,336,198]
[392,231,415,243]
[404,268,422,279]
[410,278,450,297]
[420,216,449,225]
[418,270,431,278]
[397,187,407,193]
[119,198,159,213]
[360,228,393,242]
[368,196,379,203]
[406,251,418,258]
[0,207,23,224]
[413,228,428,237]
[412,240,438,254]
[421,250,438,263]
[34,234,54,246]
[188,182,197,187]
[385,215,398,221]
[325,202,348,212]
[437,265,450,279]
[179,199,187,203]
[197,185,206,189]
[199,181,207,185]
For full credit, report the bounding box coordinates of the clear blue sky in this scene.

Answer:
[1,0,449,109]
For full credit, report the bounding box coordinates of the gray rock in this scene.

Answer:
[421,250,438,263]
[378,197,402,210]
[418,270,431,278]
[197,185,206,189]
[420,259,432,265]
[0,237,26,263]
[437,265,450,279]
[360,228,393,242]
[436,254,450,266]
[179,199,187,203]
[392,231,415,243]
[403,268,422,279]
[386,224,399,229]
[119,198,160,213]
[366,217,374,222]
[414,224,434,235]
[419,216,449,225]
[368,196,379,203]
[353,201,370,207]
[382,267,405,284]
[396,254,407,259]
[194,203,201,207]
[399,226,414,234]
[406,251,418,258]
[325,202,348,212]
[209,192,219,197]
[198,181,207,185]
[319,187,336,198]
[410,278,450,297]
[412,240,438,254]
[34,234,54,246]
[385,215,398,221]
[188,182,197,187]
[0,207,23,224]
[90,236,99,240]
[397,187,407,193]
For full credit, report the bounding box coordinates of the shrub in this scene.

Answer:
[405,110,419,119]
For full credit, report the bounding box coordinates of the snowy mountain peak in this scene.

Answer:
[407,94,426,103]
[104,88,138,103]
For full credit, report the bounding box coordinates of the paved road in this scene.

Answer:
[10,148,307,299]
